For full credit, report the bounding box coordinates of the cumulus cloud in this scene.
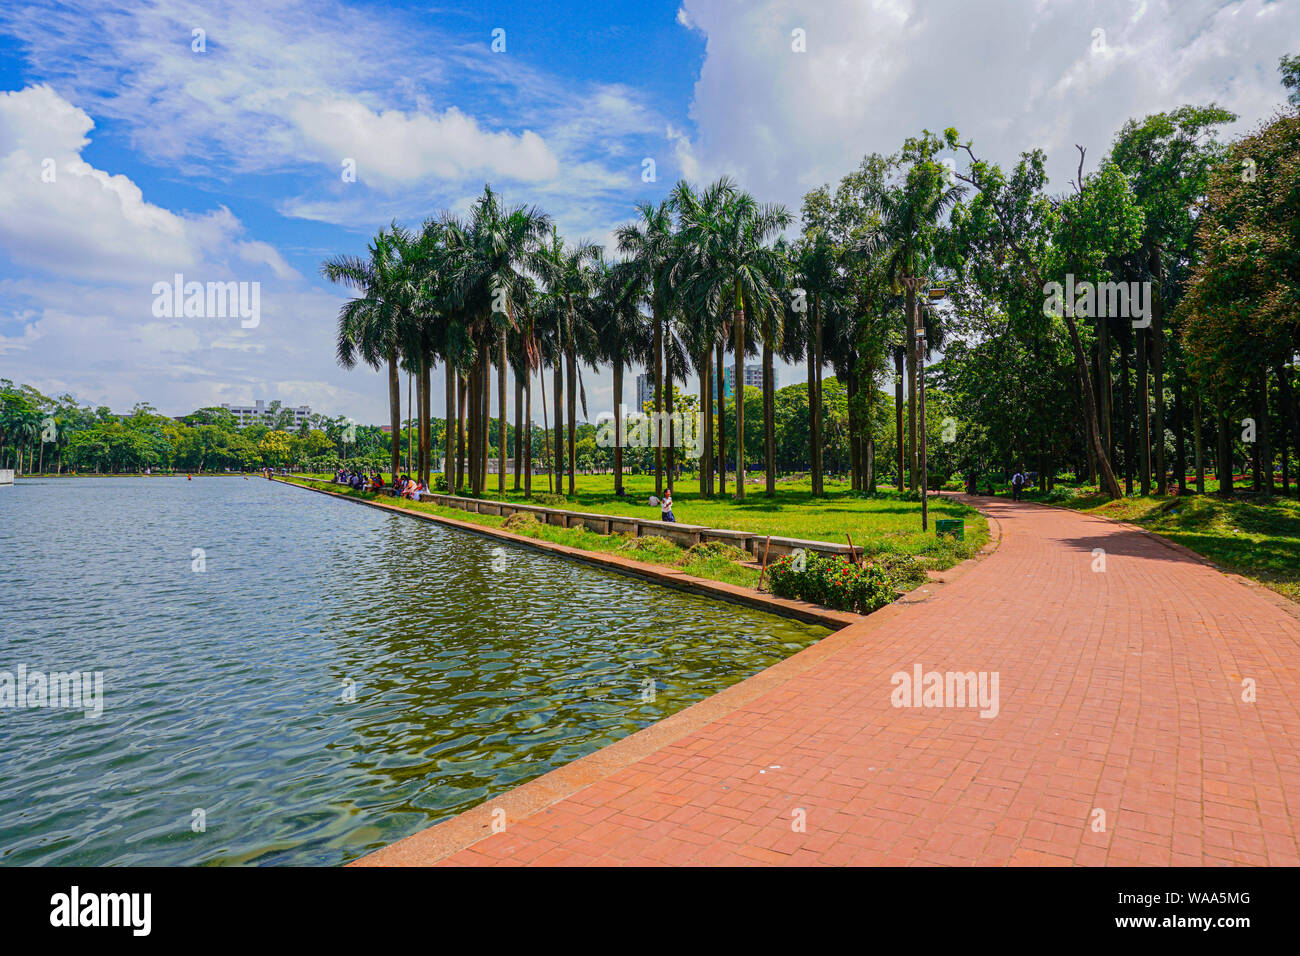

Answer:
[674,0,1300,210]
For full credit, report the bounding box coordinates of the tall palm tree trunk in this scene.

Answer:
[612,358,624,496]
[763,323,775,496]
[665,349,675,493]
[445,359,455,489]
[407,371,413,475]
[894,346,904,491]
[717,340,727,496]
[699,354,711,497]
[524,371,533,497]
[467,362,479,493]
[566,337,577,496]
[813,295,824,496]
[513,371,523,491]
[387,349,402,479]
[456,375,466,492]
[498,329,508,495]
[420,358,432,485]
[733,285,746,499]
[653,307,664,496]
[906,284,917,490]
[552,362,563,494]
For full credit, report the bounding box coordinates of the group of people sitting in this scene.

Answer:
[392,474,427,500]
[332,467,427,500]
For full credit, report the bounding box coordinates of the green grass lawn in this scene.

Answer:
[288,473,989,596]
[307,472,987,567]
[1024,483,1300,603]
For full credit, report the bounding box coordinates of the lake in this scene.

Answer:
[0,476,828,866]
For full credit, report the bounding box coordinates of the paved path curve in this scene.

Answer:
[366,496,1300,866]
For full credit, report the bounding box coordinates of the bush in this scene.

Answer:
[767,553,898,614]
[503,512,541,532]
[617,535,683,562]
[868,552,929,590]
[685,541,751,562]
[534,492,567,506]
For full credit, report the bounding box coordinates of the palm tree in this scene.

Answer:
[876,162,963,490]
[674,177,790,499]
[446,186,552,496]
[538,231,601,495]
[589,257,651,496]
[322,225,419,479]
[617,201,677,496]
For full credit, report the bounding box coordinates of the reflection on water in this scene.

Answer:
[0,477,827,866]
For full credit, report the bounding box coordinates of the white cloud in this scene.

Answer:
[674,0,1300,211]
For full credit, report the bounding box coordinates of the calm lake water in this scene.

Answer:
[0,476,827,866]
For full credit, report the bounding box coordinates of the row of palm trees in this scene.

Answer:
[324,172,952,501]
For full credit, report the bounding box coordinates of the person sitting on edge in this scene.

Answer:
[660,490,675,523]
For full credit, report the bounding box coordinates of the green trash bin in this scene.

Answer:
[936,518,964,540]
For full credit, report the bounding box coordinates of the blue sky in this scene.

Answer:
[1,0,1296,423]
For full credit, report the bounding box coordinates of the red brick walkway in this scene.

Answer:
[367,496,1300,866]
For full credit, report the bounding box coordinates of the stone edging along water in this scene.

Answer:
[273,476,862,628]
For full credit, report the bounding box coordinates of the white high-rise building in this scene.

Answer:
[220,400,312,429]
[635,373,653,413]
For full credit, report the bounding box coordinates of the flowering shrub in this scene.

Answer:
[767,552,901,614]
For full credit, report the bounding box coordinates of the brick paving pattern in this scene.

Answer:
[412,497,1300,865]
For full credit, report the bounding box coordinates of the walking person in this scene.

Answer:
[1011,467,1025,501]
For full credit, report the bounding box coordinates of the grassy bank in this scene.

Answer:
[302,473,988,569]
[1025,485,1300,603]
[284,474,988,598]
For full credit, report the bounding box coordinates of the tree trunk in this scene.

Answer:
[1063,311,1123,498]
[894,346,905,492]
[763,321,775,496]
[813,299,824,495]
[1257,368,1273,496]
[1137,327,1151,495]
[1121,334,1133,495]
[1152,250,1167,495]
[565,334,577,496]
[699,353,711,496]
[1279,363,1300,500]
[653,305,663,496]
[1174,369,1186,495]
[611,358,624,496]
[1216,408,1233,497]
[456,375,466,492]
[444,359,455,489]
[906,283,917,490]
[806,327,817,489]
[1194,389,1204,494]
[733,286,746,499]
[387,349,402,479]
[407,370,413,475]
[717,340,727,496]
[539,364,552,493]
[513,367,523,491]
[420,357,432,485]
[524,370,533,498]
[1097,316,1111,463]
[665,346,675,493]
[467,363,478,494]
[553,361,563,495]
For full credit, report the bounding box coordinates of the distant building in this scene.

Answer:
[220,400,312,429]
[635,373,653,413]
[741,364,769,390]
[713,367,735,404]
